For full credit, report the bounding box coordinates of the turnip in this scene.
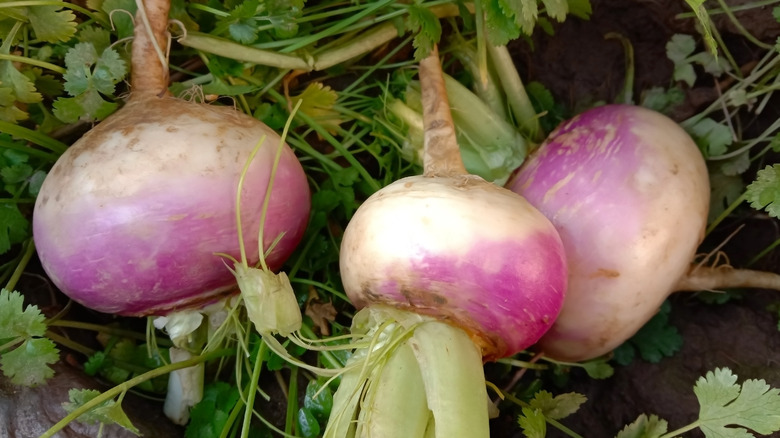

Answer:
[31,0,310,424]
[323,46,567,437]
[32,0,310,318]
[508,104,780,362]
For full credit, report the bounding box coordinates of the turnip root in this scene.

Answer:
[324,47,567,437]
[32,0,310,317]
[508,104,780,362]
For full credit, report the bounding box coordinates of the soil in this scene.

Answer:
[3,0,780,437]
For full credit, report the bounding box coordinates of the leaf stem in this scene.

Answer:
[0,53,66,74]
[38,348,234,438]
[0,0,100,22]
[486,44,542,142]
[240,340,267,438]
[3,237,34,291]
[0,121,68,154]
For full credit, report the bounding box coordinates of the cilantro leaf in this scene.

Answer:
[26,5,78,43]
[0,289,46,339]
[709,172,745,223]
[0,289,59,387]
[0,87,27,122]
[53,42,126,123]
[1,337,59,386]
[527,390,587,420]
[685,117,733,157]
[0,203,29,254]
[483,0,522,46]
[0,58,43,104]
[518,406,546,438]
[291,82,343,133]
[542,0,568,21]
[100,0,138,39]
[407,5,442,61]
[694,367,780,437]
[746,164,780,219]
[615,414,669,438]
[63,388,141,435]
[666,34,697,87]
[186,382,240,438]
[614,301,682,365]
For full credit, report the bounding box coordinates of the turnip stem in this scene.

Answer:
[676,264,780,292]
[131,0,170,96]
[419,45,467,177]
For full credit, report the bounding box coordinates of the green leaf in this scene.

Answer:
[542,0,568,21]
[566,0,592,19]
[527,390,587,420]
[484,0,521,46]
[78,26,113,55]
[615,414,668,438]
[746,164,780,219]
[101,0,137,39]
[518,407,546,438]
[63,388,141,435]
[581,358,615,379]
[666,34,697,87]
[297,408,321,438]
[303,380,333,423]
[0,87,27,122]
[1,337,59,386]
[0,59,43,104]
[619,301,683,364]
[26,5,78,43]
[694,367,780,437]
[407,5,442,61]
[683,0,718,56]
[709,172,745,223]
[0,289,46,340]
[686,117,733,157]
[0,204,29,254]
[186,382,240,438]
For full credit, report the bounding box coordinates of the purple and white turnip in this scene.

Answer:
[32,0,310,318]
[507,103,780,362]
[325,46,567,437]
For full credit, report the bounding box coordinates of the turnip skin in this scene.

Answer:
[340,174,567,360]
[33,96,311,316]
[507,104,709,362]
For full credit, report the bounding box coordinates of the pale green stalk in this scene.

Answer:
[409,321,489,438]
[359,341,430,436]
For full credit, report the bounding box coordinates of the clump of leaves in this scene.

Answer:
[0,289,59,386]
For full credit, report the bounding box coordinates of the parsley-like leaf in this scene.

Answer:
[186,382,240,438]
[407,5,442,61]
[63,388,141,435]
[746,165,780,219]
[685,117,733,157]
[0,289,58,386]
[518,406,546,438]
[694,367,780,436]
[53,42,126,123]
[527,390,587,420]
[0,204,29,254]
[614,301,682,365]
[290,82,344,133]
[26,5,78,43]
[542,0,568,21]
[615,414,668,438]
[1,338,59,386]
